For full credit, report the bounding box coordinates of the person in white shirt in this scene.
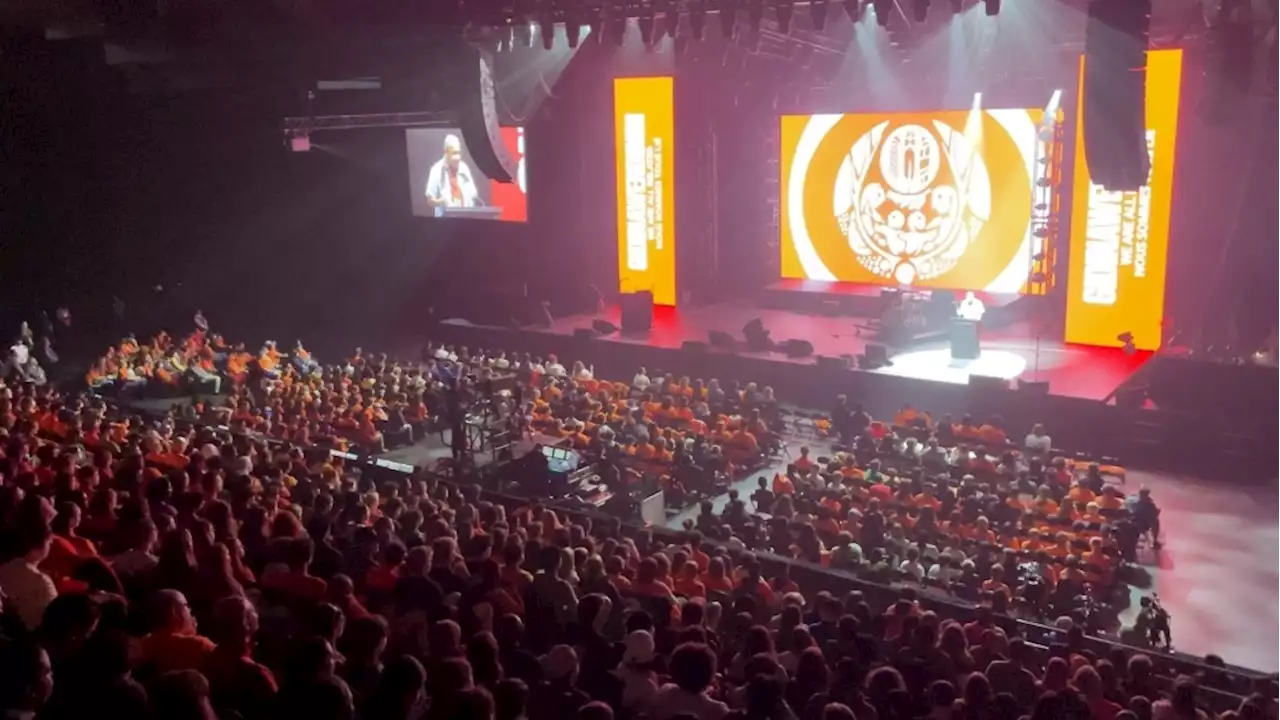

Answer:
[0,516,59,631]
[956,291,986,321]
[571,361,594,382]
[424,134,480,217]
[632,368,652,391]
[651,644,730,720]
[928,558,960,585]
[615,630,660,716]
[1024,423,1052,455]
[544,354,567,378]
[899,547,926,582]
[492,351,511,370]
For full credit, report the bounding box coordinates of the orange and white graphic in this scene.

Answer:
[1064,49,1182,350]
[781,109,1047,293]
[614,76,676,306]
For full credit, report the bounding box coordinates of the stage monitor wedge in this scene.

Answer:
[459,50,517,184]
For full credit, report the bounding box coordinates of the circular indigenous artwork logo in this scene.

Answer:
[784,111,1036,292]
[833,121,991,286]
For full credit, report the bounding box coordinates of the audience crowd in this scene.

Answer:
[0,324,1263,720]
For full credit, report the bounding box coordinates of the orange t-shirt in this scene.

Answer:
[142,631,217,674]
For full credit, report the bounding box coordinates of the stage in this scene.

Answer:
[431,296,1175,463]
[529,299,1148,402]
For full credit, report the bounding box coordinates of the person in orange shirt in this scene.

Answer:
[673,561,706,599]
[141,589,217,674]
[1080,502,1106,526]
[364,542,405,596]
[1058,556,1088,586]
[673,396,695,423]
[1081,537,1112,585]
[1031,487,1059,516]
[1095,486,1124,512]
[1067,483,1096,506]
[641,393,662,419]
[702,556,734,595]
[981,564,1013,601]
[772,472,796,497]
[952,415,980,441]
[1018,527,1044,553]
[729,427,759,456]
[687,415,708,437]
[968,516,998,546]
[893,403,931,430]
[261,537,328,605]
[631,557,676,600]
[794,446,817,473]
[979,416,1008,448]
[912,486,942,512]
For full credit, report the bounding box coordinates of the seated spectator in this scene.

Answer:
[140,589,217,675]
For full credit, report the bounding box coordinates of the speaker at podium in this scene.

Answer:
[951,319,981,360]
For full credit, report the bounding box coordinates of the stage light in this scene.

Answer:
[691,3,707,39]
[776,0,794,33]
[719,0,738,38]
[638,12,656,46]
[566,19,581,47]
[608,16,627,45]
[500,25,514,51]
[972,92,982,109]
[588,12,603,40]
[539,15,555,49]
[661,0,681,40]
[515,22,533,47]
[810,0,827,29]
[984,0,1000,15]
[872,0,892,27]
[1047,89,1063,112]
[842,0,863,22]
[912,0,929,21]
[747,0,763,33]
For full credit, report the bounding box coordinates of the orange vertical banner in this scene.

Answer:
[1065,49,1182,350]
[614,76,676,306]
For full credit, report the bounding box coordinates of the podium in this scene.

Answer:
[950,318,981,360]
[440,206,502,220]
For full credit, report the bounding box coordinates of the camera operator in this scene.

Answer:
[1140,594,1172,649]
[1127,486,1163,550]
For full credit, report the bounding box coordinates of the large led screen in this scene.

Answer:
[407,126,527,221]
[614,76,676,306]
[781,109,1049,294]
[1064,49,1182,350]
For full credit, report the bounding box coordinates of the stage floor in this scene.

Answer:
[537,300,1149,402]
